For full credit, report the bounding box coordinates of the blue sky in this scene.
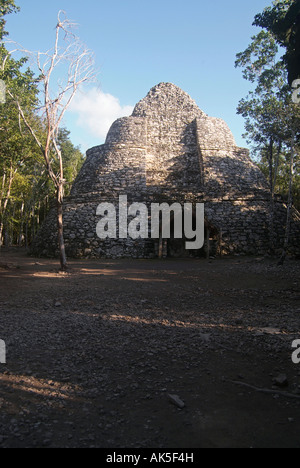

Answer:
[6,0,272,153]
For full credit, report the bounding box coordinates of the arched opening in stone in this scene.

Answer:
[203,220,221,259]
[153,211,220,258]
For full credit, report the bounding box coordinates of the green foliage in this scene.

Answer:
[253,0,300,85]
[0,0,19,39]
[57,128,84,196]
[258,143,300,210]
[0,40,41,243]
[235,28,296,151]
[235,7,300,214]
[235,31,282,86]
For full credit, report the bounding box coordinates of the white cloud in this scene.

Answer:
[68,87,134,142]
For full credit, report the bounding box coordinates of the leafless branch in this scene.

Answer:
[230,380,300,400]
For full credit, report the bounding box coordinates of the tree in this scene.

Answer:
[236,30,289,251]
[0,43,40,246]
[0,125,83,248]
[235,25,300,258]
[7,11,95,270]
[253,0,300,85]
[0,0,19,40]
[248,0,300,263]
[0,0,43,247]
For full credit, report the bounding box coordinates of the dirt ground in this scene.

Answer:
[0,248,300,448]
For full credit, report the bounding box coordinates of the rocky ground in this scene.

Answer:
[0,248,300,448]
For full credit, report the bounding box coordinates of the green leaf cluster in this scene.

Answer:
[0,0,19,39]
[253,0,300,85]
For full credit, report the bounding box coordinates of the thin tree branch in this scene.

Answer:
[230,380,300,400]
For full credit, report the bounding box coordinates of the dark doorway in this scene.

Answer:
[153,211,220,259]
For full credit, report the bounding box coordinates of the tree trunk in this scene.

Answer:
[206,228,210,260]
[18,200,24,247]
[278,129,295,265]
[31,205,35,238]
[25,220,28,249]
[57,183,67,271]
[0,171,6,213]
[268,137,275,254]
[0,164,16,249]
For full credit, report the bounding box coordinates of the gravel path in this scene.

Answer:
[0,250,300,448]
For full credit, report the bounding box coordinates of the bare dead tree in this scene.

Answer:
[7,11,96,270]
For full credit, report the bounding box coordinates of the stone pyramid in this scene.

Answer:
[31,82,300,258]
